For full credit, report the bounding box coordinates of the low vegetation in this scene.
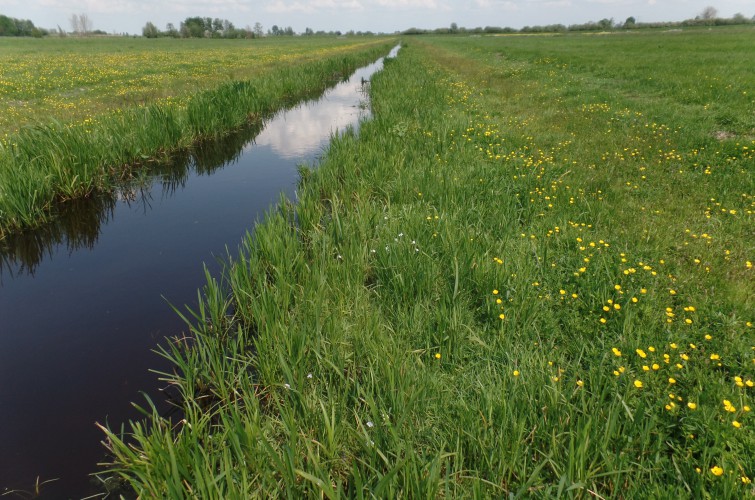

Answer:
[100,28,753,497]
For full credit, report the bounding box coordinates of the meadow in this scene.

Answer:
[90,27,755,497]
[0,36,395,235]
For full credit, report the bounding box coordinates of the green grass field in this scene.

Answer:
[95,27,752,496]
[0,37,395,235]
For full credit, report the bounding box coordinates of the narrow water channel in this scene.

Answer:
[0,46,399,498]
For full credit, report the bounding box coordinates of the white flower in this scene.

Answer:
[284,383,291,390]
[366,421,374,428]
[307,373,313,379]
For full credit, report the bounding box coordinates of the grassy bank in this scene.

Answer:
[102,29,753,497]
[0,38,394,236]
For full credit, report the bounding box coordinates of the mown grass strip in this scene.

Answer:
[101,30,752,498]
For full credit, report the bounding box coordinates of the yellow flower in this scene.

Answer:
[652,363,660,370]
[710,466,724,476]
[710,353,720,361]
[743,476,752,485]
[669,378,676,384]
[513,370,520,377]
[636,349,647,358]
[732,420,741,428]
[612,348,622,357]
[633,380,643,388]
[687,402,697,410]
[492,289,499,295]
[576,380,584,387]
[435,353,441,359]
[499,313,505,320]
[603,306,610,312]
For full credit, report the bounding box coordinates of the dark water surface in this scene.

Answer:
[0,47,398,498]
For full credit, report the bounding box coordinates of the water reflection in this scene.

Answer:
[255,73,372,159]
[0,121,265,278]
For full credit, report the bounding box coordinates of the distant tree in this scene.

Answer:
[181,17,207,37]
[79,13,92,35]
[450,22,458,33]
[253,22,264,37]
[69,13,80,34]
[624,16,636,28]
[731,13,747,23]
[142,21,160,38]
[304,27,314,35]
[70,13,92,35]
[700,6,718,20]
[284,26,294,36]
[597,18,613,30]
[212,18,223,35]
[165,23,179,38]
[0,14,39,36]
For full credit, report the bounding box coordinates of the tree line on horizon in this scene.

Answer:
[406,9,754,36]
[141,18,367,39]
[0,7,753,39]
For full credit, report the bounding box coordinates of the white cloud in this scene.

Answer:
[266,0,364,14]
[375,0,440,7]
[474,0,518,9]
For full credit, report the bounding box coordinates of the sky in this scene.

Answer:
[1,0,752,35]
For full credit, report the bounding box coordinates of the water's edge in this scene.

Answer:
[0,45,399,498]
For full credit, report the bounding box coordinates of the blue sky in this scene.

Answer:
[1,0,752,35]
